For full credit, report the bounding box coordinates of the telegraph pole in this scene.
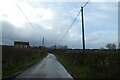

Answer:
[80,1,89,51]
[81,6,85,50]
[42,37,44,47]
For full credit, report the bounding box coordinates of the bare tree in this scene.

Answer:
[106,43,117,49]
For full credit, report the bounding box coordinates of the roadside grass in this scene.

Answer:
[54,51,119,79]
[2,46,47,79]
[55,54,90,78]
[3,53,47,78]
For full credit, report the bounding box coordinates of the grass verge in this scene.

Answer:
[54,53,119,79]
[2,46,47,79]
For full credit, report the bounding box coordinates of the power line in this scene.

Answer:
[14,1,34,28]
[57,9,81,45]
[57,1,89,47]
[26,0,43,20]
[15,0,89,48]
[83,0,90,8]
[83,1,89,8]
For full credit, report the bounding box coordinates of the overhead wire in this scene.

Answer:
[83,0,90,8]
[14,0,89,47]
[83,1,89,7]
[14,0,34,28]
[57,9,81,45]
[57,1,89,46]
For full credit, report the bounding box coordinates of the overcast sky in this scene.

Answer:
[1,0,119,49]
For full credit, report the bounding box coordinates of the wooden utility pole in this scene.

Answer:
[81,7,85,50]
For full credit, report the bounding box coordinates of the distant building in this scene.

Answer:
[14,41,30,48]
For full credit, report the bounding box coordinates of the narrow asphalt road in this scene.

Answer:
[16,53,74,79]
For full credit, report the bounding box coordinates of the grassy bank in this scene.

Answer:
[55,54,91,78]
[54,51,119,79]
[2,46,47,79]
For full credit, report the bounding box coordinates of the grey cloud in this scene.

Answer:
[2,2,118,49]
[2,21,68,47]
[2,20,83,48]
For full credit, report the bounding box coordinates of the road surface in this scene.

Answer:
[16,53,74,79]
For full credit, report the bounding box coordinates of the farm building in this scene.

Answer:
[14,41,30,48]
